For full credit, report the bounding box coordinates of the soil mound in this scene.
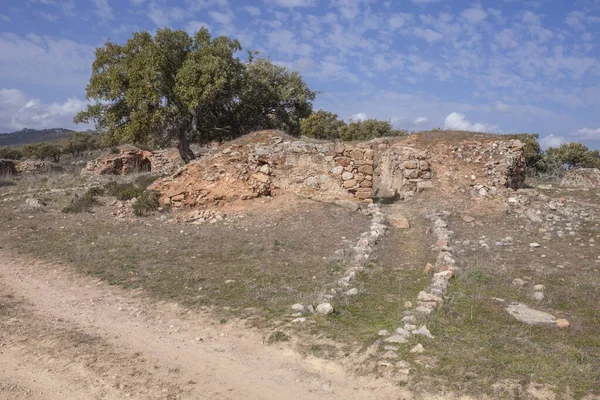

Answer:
[560,168,600,188]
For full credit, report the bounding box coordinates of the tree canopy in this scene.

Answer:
[301,110,407,141]
[75,28,316,163]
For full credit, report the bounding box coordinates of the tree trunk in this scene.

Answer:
[178,132,195,164]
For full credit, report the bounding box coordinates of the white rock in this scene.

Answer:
[404,324,417,331]
[512,278,528,287]
[400,315,416,323]
[291,317,306,323]
[506,303,556,324]
[529,243,541,248]
[413,325,435,339]
[378,330,390,336]
[346,288,358,296]
[384,335,408,344]
[291,303,305,312]
[533,284,546,292]
[395,328,411,338]
[316,303,334,315]
[532,292,545,301]
[410,344,424,353]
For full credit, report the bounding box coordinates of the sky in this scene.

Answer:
[1,0,599,149]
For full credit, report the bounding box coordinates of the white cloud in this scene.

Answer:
[265,0,317,7]
[0,89,89,132]
[573,127,600,141]
[539,134,566,149]
[0,14,9,22]
[414,116,428,124]
[461,7,487,24]
[268,30,312,57]
[0,33,95,88]
[242,6,261,16]
[352,112,368,121]
[209,11,233,25]
[41,12,59,22]
[444,112,498,132]
[412,0,442,4]
[148,3,187,26]
[185,21,211,35]
[92,0,114,21]
[413,27,443,43]
[389,13,412,30]
[495,101,510,112]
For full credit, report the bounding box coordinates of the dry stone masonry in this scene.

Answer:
[82,148,183,177]
[150,130,526,211]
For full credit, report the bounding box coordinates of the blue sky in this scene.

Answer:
[1,0,599,149]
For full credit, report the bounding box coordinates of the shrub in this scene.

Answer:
[62,187,102,213]
[301,110,346,140]
[104,175,158,201]
[132,190,160,216]
[340,119,407,141]
[267,331,289,344]
[0,147,22,160]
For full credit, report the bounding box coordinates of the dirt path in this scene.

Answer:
[0,250,410,400]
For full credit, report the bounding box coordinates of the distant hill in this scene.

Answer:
[0,128,79,146]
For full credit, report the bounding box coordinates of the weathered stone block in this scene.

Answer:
[357,165,373,175]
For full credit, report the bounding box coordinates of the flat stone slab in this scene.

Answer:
[506,303,556,325]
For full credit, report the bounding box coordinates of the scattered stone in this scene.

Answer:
[24,198,47,209]
[291,303,305,312]
[334,199,359,211]
[401,315,416,324]
[512,278,528,287]
[506,303,556,325]
[388,214,410,229]
[346,288,358,296]
[556,319,570,328]
[532,292,545,301]
[414,306,433,314]
[291,317,306,323]
[532,284,546,292]
[529,243,541,248]
[316,303,334,315]
[384,335,408,344]
[423,263,433,274]
[412,325,435,339]
[404,324,417,332]
[462,215,475,223]
[404,301,412,309]
[378,330,390,337]
[526,209,543,223]
[410,344,424,354]
[395,328,411,338]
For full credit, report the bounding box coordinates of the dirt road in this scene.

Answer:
[0,250,409,400]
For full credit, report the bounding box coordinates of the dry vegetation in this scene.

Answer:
[1,166,599,398]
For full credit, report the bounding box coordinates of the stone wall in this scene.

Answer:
[560,168,600,188]
[14,160,64,174]
[81,149,183,176]
[149,130,526,210]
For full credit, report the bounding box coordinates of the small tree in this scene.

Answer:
[0,146,22,160]
[341,119,407,141]
[301,110,346,140]
[546,142,600,169]
[75,28,316,162]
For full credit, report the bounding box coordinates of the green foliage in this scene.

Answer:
[63,132,98,157]
[301,110,346,140]
[132,190,160,216]
[546,142,600,169]
[75,27,316,162]
[502,133,542,168]
[0,146,22,160]
[340,119,408,141]
[62,187,102,213]
[20,142,64,162]
[104,175,157,201]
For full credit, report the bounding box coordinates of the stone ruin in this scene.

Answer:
[149,130,526,209]
[82,148,183,177]
[0,159,63,175]
[560,168,600,189]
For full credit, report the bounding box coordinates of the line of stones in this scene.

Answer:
[376,211,455,351]
[289,203,387,320]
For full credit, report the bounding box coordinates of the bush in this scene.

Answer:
[132,190,160,216]
[301,110,346,140]
[0,147,22,160]
[340,119,407,141]
[104,175,158,201]
[62,187,102,213]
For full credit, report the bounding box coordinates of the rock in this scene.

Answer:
[512,278,528,287]
[382,350,398,359]
[401,315,416,324]
[346,288,358,296]
[378,330,390,336]
[462,215,475,223]
[384,335,408,344]
[410,344,424,354]
[423,263,433,274]
[291,303,305,312]
[388,214,410,229]
[413,325,434,339]
[529,243,541,248]
[532,284,546,292]
[414,306,433,314]
[404,301,412,309]
[532,292,545,301]
[404,324,417,331]
[316,303,334,315]
[526,209,543,223]
[341,171,354,181]
[306,304,315,314]
[506,303,556,324]
[556,319,570,328]
[24,198,47,209]
[291,317,306,323]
